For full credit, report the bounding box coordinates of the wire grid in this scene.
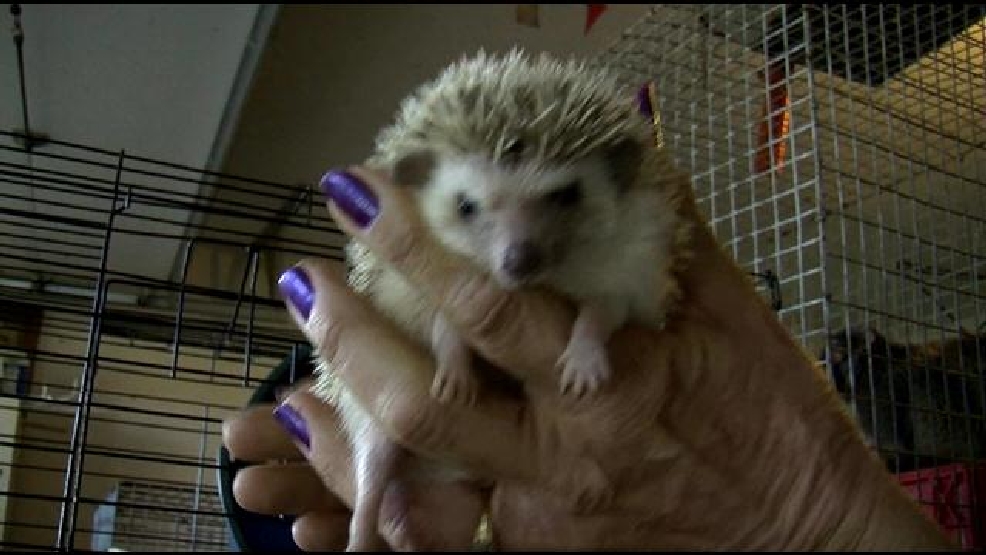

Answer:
[596,3,986,548]
[0,129,342,550]
[90,481,227,551]
[594,4,827,345]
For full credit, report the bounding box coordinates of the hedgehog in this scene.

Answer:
[311,47,696,551]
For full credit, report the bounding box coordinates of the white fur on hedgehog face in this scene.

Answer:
[414,152,622,290]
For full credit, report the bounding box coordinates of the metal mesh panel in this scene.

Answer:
[595,4,986,548]
[0,132,336,550]
[594,5,827,344]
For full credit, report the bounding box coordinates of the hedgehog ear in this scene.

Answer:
[635,82,656,121]
[393,149,436,189]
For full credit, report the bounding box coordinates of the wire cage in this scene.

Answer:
[0,3,984,552]
[0,129,337,551]
[594,3,986,549]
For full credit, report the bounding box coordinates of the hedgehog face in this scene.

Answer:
[377,48,655,287]
[393,143,639,290]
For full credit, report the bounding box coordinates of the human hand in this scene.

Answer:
[222,375,489,551]
[225,164,955,551]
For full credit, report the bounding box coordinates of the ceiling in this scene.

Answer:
[0,4,267,169]
[0,4,273,299]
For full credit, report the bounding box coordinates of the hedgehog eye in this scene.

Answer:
[546,180,582,208]
[456,192,478,220]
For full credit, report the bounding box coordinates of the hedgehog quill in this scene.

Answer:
[312,48,695,551]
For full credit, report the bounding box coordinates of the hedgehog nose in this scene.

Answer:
[502,242,543,281]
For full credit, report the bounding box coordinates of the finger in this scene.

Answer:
[293,511,353,552]
[274,375,316,405]
[317,166,576,389]
[288,470,487,553]
[278,370,545,498]
[232,462,348,516]
[268,386,358,505]
[223,404,304,463]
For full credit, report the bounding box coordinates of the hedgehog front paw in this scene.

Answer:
[431,360,480,406]
[557,335,612,399]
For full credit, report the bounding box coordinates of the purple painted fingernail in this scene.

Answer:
[320,169,379,229]
[273,402,310,450]
[277,266,315,320]
[636,82,654,119]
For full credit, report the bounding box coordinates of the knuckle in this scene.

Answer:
[312,458,347,497]
[378,391,451,453]
[307,309,345,362]
[379,220,423,275]
[446,273,518,344]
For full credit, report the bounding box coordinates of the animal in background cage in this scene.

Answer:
[823,327,986,470]
[824,327,916,459]
[311,47,696,551]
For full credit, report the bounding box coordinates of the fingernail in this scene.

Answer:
[277,266,315,320]
[320,169,379,228]
[273,402,310,450]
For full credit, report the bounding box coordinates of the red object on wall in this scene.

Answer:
[585,4,607,34]
[897,461,986,550]
[753,61,790,176]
